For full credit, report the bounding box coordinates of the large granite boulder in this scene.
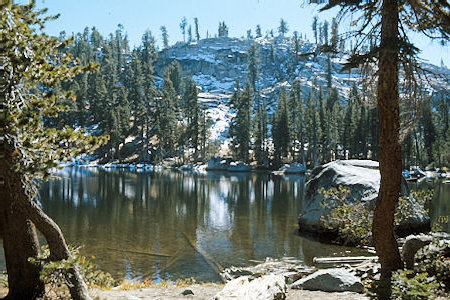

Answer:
[298,160,430,237]
[206,157,232,171]
[279,162,306,174]
[291,268,364,293]
[228,161,252,172]
[214,275,286,300]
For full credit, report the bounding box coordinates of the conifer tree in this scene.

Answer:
[188,25,193,43]
[164,61,183,96]
[292,31,301,65]
[312,16,319,44]
[160,26,169,49]
[194,17,200,41]
[322,20,329,45]
[256,24,262,38]
[330,18,339,50]
[247,29,253,39]
[247,42,259,92]
[278,18,289,36]
[183,77,200,161]
[272,87,290,167]
[218,21,229,38]
[254,97,268,166]
[314,1,449,289]
[0,3,102,299]
[229,81,252,163]
[180,17,187,42]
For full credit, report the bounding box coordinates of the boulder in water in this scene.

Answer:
[298,160,430,238]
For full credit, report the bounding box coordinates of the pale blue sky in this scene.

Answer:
[35,0,449,67]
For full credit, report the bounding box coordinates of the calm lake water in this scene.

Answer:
[1,167,449,282]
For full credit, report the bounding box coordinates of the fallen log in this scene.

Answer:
[313,256,378,264]
[107,247,171,258]
[181,232,225,282]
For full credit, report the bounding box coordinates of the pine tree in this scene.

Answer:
[330,18,339,50]
[278,18,289,36]
[316,0,448,288]
[322,20,329,45]
[272,87,290,167]
[229,81,252,163]
[218,21,229,38]
[305,88,321,167]
[160,25,169,49]
[180,17,187,42]
[256,24,262,38]
[421,99,436,166]
[312,16,319,44]
[289,80,306,164]
[164,60,183,96]
[292,31,300,65]
[188,25,193,43]
[155,75,178,160]
[254,97,268,166]
[247,29,253,39]
[0,3,101,298]
[247,42,259,92]
[194,17,200,41]
[326,55,332,88]
[183,77,200,161]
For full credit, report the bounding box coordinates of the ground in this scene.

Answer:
[89,285,370,300]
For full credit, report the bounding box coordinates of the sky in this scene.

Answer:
[34,0,449,67]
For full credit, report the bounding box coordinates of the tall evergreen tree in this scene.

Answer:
[188,25,193,43]
[229,81,252,163]
[183,77,200,161]
[256,24,262,38]
[160,25,169,49]
[272,87,290,167]
[180,17,187,42]
[247,42,259,92]
[312,16,319,44]
[194,17,200,41]
[319,1,450,292]
[278,18,289,36]
[0,3,101,298]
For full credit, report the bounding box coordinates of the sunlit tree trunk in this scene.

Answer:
[372,0,403,298]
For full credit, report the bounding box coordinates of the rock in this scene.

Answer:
[291,268,364,293]
[206,157,232,171]
[182,289,194,296]
[279,162,306,174]
[298,160,430,237]
[214,275,286,300]
[221,257,314,283]
[228,161,251,172]
[402,234,433,270]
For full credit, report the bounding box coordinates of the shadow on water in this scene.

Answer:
[1,167,447,282]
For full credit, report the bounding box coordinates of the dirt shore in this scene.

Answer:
[90,284,369,300]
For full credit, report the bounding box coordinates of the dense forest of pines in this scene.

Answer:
[56,19,450,170]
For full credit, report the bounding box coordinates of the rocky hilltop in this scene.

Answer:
[153,36,449,144]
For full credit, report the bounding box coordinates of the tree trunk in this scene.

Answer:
[372,0,403,298]
[1,192,44,300]
[2,143,92,300]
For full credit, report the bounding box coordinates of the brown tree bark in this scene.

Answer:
[372,0,403,298]
[1,193,44,300]
[0,141,92,299]
[6,165,92,300]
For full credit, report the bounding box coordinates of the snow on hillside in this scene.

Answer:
[155,36,449,144]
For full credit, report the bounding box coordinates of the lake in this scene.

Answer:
[1,167,449,282]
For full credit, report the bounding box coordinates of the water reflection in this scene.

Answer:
[3,167,447,282]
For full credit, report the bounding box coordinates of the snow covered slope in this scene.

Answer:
[155,36,449,143]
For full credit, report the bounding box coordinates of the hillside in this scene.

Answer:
[153,36,449,148]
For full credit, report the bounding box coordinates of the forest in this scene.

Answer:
[54,19,450,170]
